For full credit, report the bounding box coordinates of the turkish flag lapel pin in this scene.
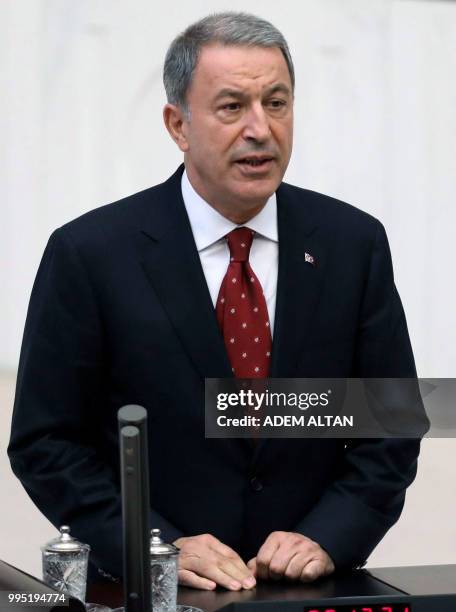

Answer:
[304,252,315,266]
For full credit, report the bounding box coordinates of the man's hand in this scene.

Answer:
[174,534,256,591]
[247,531,335,583]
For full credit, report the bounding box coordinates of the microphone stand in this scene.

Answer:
[118,405,151,612]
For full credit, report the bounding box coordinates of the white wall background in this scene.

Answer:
[1,0,455,578]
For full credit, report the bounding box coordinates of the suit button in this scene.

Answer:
[250,476,263,492]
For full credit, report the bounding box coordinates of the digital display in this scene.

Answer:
[303,606,411,612]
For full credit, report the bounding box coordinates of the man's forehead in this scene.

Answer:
[194,44,291,91]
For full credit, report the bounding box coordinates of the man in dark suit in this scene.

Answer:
[8,12,421,592]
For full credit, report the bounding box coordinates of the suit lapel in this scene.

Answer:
[270,183,327,377]
[140,165,232,380]
[251,184,329,462]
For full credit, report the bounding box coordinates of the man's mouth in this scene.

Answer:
[235,156,274,168]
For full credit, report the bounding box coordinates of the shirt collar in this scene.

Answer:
[181,168,278,252]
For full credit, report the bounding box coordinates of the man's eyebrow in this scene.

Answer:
[213,88,246,101]
[213,83,292,101]
[265,83,292,96]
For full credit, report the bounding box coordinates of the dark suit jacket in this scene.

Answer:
[8,164,420,579]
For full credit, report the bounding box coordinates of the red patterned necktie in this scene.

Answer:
[216,227,272,378]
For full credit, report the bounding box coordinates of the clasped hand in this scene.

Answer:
[174,531,335,590]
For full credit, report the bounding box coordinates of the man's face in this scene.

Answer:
[170,44,294,218]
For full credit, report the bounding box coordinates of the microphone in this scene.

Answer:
[118,405,151,612]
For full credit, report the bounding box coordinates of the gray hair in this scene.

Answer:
[163,12,295,118]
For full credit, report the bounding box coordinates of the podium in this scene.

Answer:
[87,563,456,611]
[2,559,456,612]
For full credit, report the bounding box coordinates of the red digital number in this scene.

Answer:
[361,608,373,612]
[381,607,393,612]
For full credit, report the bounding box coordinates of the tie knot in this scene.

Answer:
[226,227,254,263]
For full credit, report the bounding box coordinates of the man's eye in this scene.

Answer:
[222,103,241,111]
[268,99,286,109]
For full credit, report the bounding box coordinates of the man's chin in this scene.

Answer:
[234,182,278,204]
[231,173,280,198]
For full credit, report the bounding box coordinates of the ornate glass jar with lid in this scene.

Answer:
[41,525,90,603]
[150,528,180,612]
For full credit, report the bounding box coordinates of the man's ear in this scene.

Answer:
[163,103,190,152]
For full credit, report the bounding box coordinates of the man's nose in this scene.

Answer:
[242,104,271,142]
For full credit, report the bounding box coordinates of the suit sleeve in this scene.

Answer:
[8,228,183,579]
[293,221,421,569]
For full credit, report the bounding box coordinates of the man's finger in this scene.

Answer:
[180,554,243,590]
[247,557,257,576]
[203,565,243,590]
[218,558,256,589]
[300,558,328,583]
[178,569,216,590]
[209,538,255,586]
[283,551,313,581]
[255,534,281,580]
[268,539,309,580]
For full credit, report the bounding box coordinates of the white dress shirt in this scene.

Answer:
[181,169,278,334]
